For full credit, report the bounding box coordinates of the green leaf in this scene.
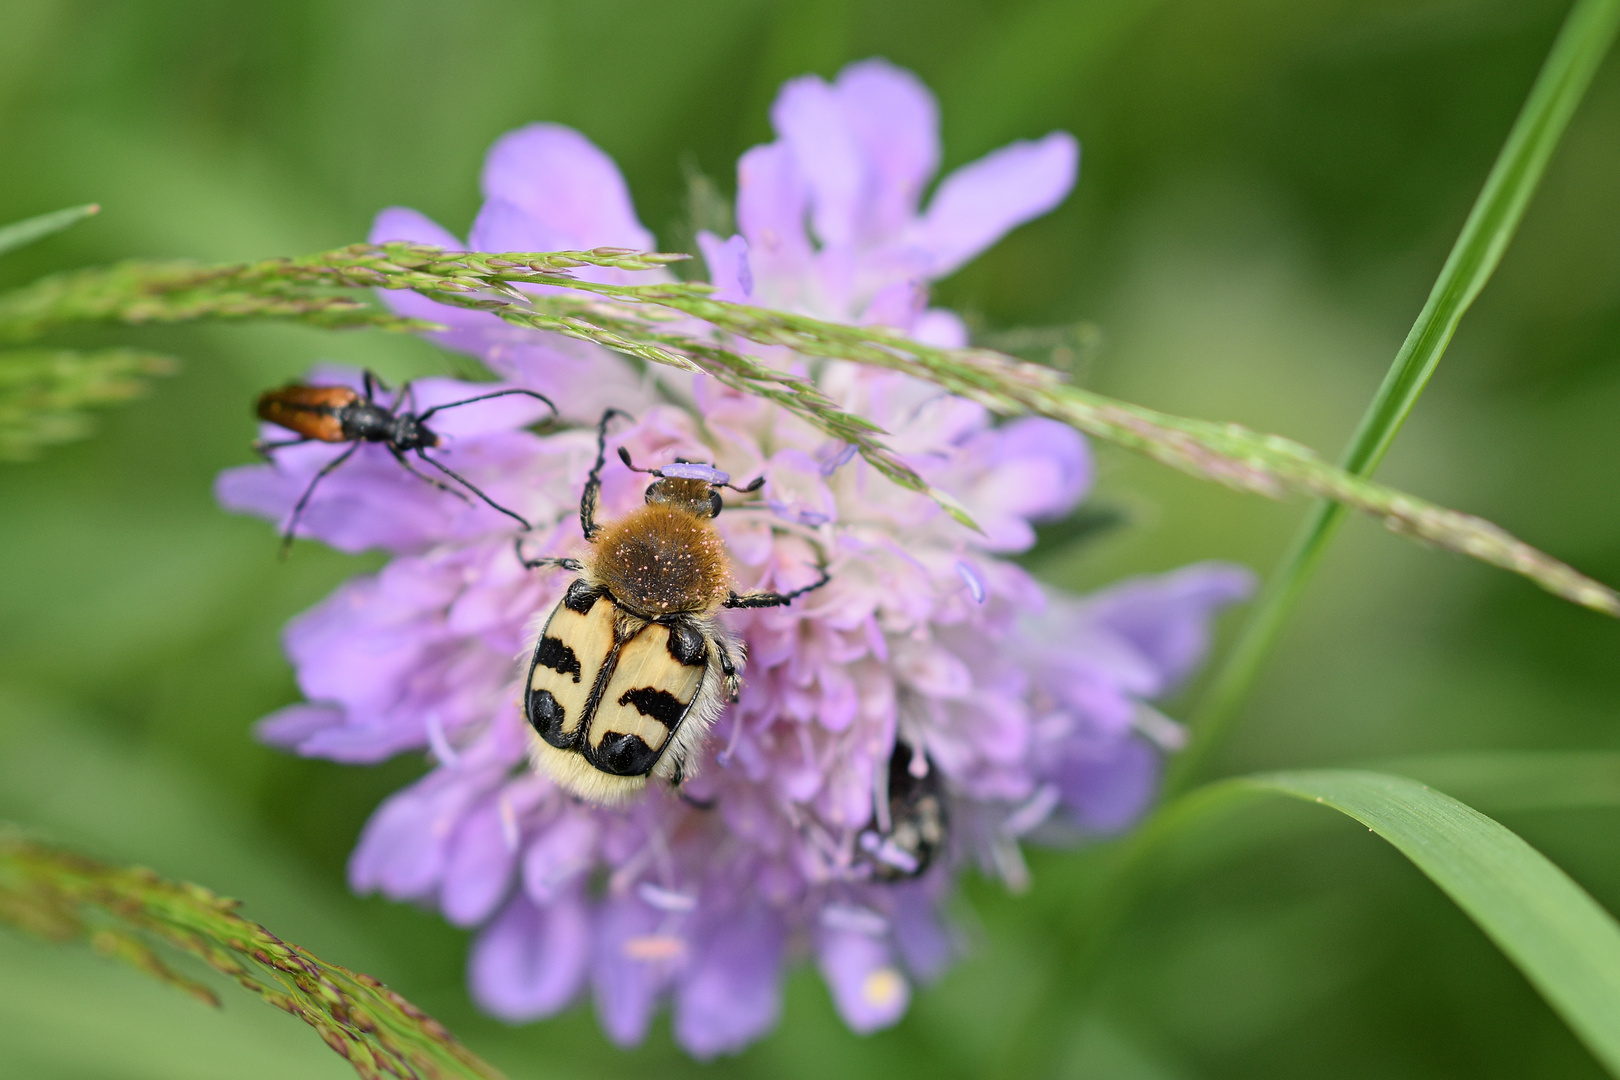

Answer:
[1209,770,1620,1076]
[0,204,100,259]
[1370,751,1620,813]
[0,833,507,1080]
[0,348,177,461]
[1174,0,1620,787]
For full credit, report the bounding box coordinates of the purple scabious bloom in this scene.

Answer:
[218,59,1253,1057]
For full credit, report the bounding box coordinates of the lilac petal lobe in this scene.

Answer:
[735,143,814,297]
[771,74,863,248]
[1050,735,1163,835]
[477,123,653,252]
[469,891,591,1022]
[673,905,785,1059]
[696,231,753,302]
[912,308,968,348]
[890,885,954,981]
[1081,562,1256,691]
[658,462,729,484]
[911,131,1079,278]
[832,59,941,236]
[253,703,345,750]
[441,798,520,927]
[370,206,464,249]
[816,926,910,1033]
[593,893,676,1047]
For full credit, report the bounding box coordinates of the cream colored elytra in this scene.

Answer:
[525,584,732,804]
[518,410,829,805]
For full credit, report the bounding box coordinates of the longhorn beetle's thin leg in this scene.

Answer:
[387,445,471,502]
[724,567,832,609]
[254,436,314,459]
[581,408,632,540]
[280,442,361,558]
[416,450,532,530]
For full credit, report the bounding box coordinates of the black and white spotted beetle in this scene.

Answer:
[859,742,947,880]
[519,410,830,804]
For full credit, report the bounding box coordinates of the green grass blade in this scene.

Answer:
[1173,0,1620,788]
[1225,770,1620,1076]
[992,758,1620,1079]
[0,348,178,461]
[0,205,100,259]
[0,834,508,1080]
[1370,751,1620,813]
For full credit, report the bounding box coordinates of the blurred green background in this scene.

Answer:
[2,0,1619,1076]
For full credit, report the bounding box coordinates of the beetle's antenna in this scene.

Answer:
[617,447,760,492]
[616,446,657,475]
[417,388,558,423]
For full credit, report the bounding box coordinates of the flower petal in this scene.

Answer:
[696,231,753,302]
[592,893,677,1047]
[368,207,489,329]
[468,891,591,1022]
[673,904,785,1059]
[253,703,344,751]
[772,74,864,249]
[735,141,814,304]
[832,58,940,239]
[1080,562,1257,691]
[816,925,910,1033]
[1051,734,1161,834]
[370,205,464,250]
[473,123,653,253]
[348,765,496,899]
[523,814,599,904]
[441,797,520,927]
[909,131,1079,278]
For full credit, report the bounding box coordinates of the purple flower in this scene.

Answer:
[220,59,1252,1057]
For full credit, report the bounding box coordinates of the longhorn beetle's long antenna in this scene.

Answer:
[417,388,557,423]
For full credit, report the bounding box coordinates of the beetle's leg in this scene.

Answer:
[387,445,471,502]
[676,784,716,810]
[581,408,632,540]
[513,534,584,573]
[280,442,360,559]
[723,567,832,610]
[254,436,314,459]
[713,637,741,703]
[362,369,381,402]
[416,450,532,529]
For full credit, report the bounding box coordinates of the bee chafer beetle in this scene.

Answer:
[520,410,830,805]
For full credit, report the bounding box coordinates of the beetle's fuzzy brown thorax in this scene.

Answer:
[589,504,732,618]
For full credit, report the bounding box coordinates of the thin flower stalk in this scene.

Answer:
[0,239,1608,613]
